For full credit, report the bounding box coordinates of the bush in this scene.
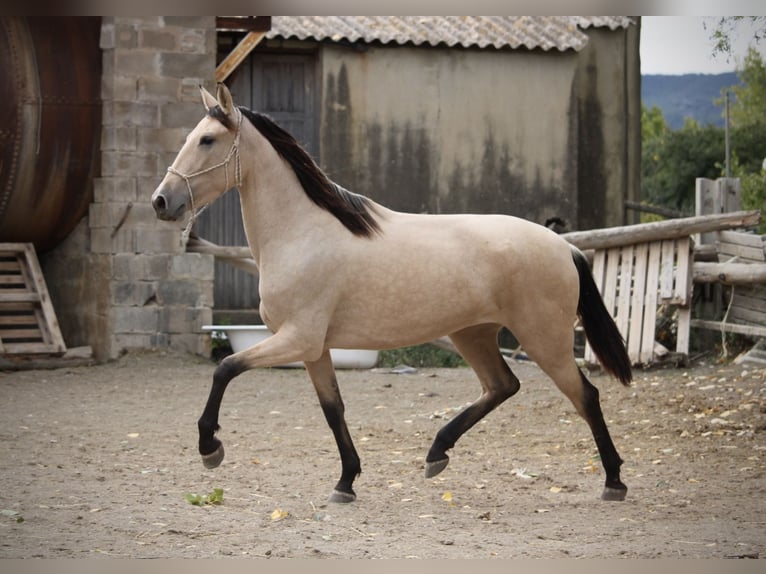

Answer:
[377,344,466,368]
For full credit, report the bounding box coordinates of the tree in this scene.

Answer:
[642,111,724,212]
[722,48,766,231]
[641,48,766,222]
[708,17,766,60]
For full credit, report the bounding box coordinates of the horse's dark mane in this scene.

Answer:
[236,107,380,237]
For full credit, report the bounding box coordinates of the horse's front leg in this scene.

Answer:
[197,328,321,469]
[304,351,361,503]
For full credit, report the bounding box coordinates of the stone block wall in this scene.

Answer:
[43,16,217,361]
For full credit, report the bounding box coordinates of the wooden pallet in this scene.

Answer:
[584,237,693,366]
[0,243,66,355]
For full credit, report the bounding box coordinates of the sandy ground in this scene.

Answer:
[0,350,764,559]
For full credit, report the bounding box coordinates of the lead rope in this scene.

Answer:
[166,110,243,242]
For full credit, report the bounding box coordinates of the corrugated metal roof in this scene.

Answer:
[263,16,634,52]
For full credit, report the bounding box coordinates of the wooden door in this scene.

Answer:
[196,52,318,317]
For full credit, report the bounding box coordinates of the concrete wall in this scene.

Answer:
[320,44,581,227]
[318,27,640,230]
[42,16,217,361]
[574,24,641,229]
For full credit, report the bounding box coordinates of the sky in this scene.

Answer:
[640,16,766,75]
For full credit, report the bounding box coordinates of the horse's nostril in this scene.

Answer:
[152,194,167,214]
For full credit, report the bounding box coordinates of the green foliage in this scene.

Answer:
[641,111,725,211]
[727,47,766,128]
[708,17,766,60]
[377,344,466,368]
[185,487,224,506]
[641,49,766,217]
[729,155,766,233]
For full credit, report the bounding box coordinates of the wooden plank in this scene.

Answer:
[0,327,43,339]
[0,275,25,285]
[732,291,766,313]
[615,245,633,340]
[584,250,607,364]
[216,16,272,32]
[660,240,676,300]
[628,243,649,361]
[0,314,38,326]
[21,244,65,352]
[0,261,22,272]
[730,305,766,325]
[676,307,691,354]
[674,237,693,356]
[674,237,692,305]
[691,319,766,338]
[0,293,39,303]
[1,342,62,354]
[216,31,267,83]
[603,248,620,316]
[0,301,36,311]
[640,241,662,364]
[719,230,766,249]
[717,241,766,262]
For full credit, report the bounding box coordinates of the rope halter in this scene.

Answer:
[166,109,243,241]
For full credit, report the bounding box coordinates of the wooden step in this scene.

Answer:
[0,243,66,355]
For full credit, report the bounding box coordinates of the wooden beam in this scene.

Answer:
[216,16,272,32]
[186,236,260,277]
[216,31,267,83]
[690,319,766,338]
[562,210,761,251]
[693,262,766,284]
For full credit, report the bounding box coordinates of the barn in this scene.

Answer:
[0,16,640,361]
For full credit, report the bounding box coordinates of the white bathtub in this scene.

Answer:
[202,325,379,369]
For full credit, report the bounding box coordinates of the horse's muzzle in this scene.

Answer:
[151,188,187,221]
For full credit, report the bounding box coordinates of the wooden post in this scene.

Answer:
[695,178,742,245]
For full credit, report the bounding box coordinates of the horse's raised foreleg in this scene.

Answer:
[197,328,323,470]
[304,351,361,503]
[425,324,520,478]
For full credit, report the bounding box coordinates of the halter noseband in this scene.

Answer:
[166,109,243,240]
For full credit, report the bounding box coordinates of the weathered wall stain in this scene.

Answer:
[322,63,356,189]
[576,55,606,230]
[318,35,638,230]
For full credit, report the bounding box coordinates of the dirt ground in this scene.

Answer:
[0,349,764,559]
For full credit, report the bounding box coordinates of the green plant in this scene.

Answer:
[377,344,466,368]
[185,487,224,506]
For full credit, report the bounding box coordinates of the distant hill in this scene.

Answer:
[641,72,742,130]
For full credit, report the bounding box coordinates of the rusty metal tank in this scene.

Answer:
[0,17,101,252]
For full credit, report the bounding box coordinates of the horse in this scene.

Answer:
[152,83,633,504]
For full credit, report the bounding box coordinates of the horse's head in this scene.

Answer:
[151,83,242,221]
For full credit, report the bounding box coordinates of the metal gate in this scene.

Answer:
[195,52,318,318]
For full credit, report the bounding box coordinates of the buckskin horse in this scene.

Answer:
[152,83,632,503]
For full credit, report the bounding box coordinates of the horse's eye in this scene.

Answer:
[199,135,215,146]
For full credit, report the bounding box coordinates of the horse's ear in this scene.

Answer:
[216,82,234,116]
[199,85,218,112]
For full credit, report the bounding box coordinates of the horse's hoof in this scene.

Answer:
[328,489,356,504]
[424,457,449,478]
[601,485,627,501]
[201,443,225,469]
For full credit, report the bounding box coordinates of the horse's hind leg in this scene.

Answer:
[522,335,627,501]
[425,323,520,478]
[304,350,361,503]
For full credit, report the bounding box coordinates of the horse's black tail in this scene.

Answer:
[572,248,632,386]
